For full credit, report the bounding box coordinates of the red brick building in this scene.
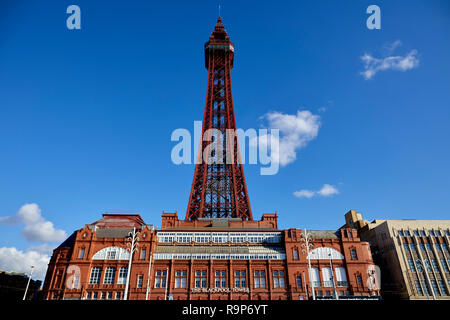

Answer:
[42,212,380,300]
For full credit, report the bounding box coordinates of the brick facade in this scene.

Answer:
[42,213,380,300]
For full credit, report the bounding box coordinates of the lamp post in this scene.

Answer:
[300,229,315,300]
[164,267,169,300]
[415,259,436,300]
[22,265,34,300]
[328,248,339,300]
[145,251,153,300]
[124,227,140,300]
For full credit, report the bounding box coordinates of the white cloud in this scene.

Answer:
[317,184,339,196]
[0,247,50,280]
[293,190,315,198]
[27,243,56,256]
[259,110,321,167]
[360,41,419,80]
[293,184,339,198]
[383,40,402,54]
[0,216,19,224]
[0,203,67,242]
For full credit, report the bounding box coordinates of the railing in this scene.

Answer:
[311,281,321,287]
[322,281,334,287]
[337,281,348,287]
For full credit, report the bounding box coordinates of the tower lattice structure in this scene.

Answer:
[185,17,253,221]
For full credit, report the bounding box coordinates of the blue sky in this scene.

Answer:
[0,1,449,278]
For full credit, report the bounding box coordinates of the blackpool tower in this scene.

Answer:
[185,17,253,221]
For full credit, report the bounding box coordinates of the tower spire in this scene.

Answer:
[185,19,252,221]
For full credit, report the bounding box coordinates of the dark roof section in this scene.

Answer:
[57,231,77,249]
[309,230,340,239]
[95,228,134,239]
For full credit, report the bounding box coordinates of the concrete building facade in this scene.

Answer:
[344,210,450,300]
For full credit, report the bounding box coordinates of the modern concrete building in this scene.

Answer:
[344,210,450,300]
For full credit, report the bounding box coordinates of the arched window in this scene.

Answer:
[92,246,130,260]
[308,247,344,260]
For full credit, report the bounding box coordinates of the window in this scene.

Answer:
[408,259,416,272]
[443,243,449,252]
[140,249,146,260]
[86,292,92,299]
[431,259,439,272]
[350,249,358,260]
[316,290,323,297]
[118,267,128,284]
[426,243,432,251]
[293,249,299,260]
[435,230,442,236]
[69,274,80,289]
[215,270,227,288]
[292,231,296,238]
[410,243,417,251]
[398,230,404,236]
[429,230,435,237]
[106,251,116,260]
[154,270,167,288]
[419,243,426,251]
[195,270,207,288]
[335,267,348,287]
[89,267,102,284]
[107,292,113,299]
[175,270,187,288]
[441,259,449,272]
[296,275,302,288]
[101,292,106,300]
[424,259,432,272]
[405,230,411,236]
[431,280,440,295]
[310,268,320,287]
[234,271,246,288]
[103,267,116,284]
[79,248,85,259]
[413,230,419,236]
[347,230,353,238]
[325,290,331,296]
[92,292,98,299]
[273,270,285,288]
[322,267,333,287]
[115,292,121,300]
[403,244,410,251]
[419,230,426,237]
[134,274,142,288]
[414,280,423,296]
[254,270,266,288]
[438,280,448,296]
[176,235,192,243]
[356,275,362,285]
